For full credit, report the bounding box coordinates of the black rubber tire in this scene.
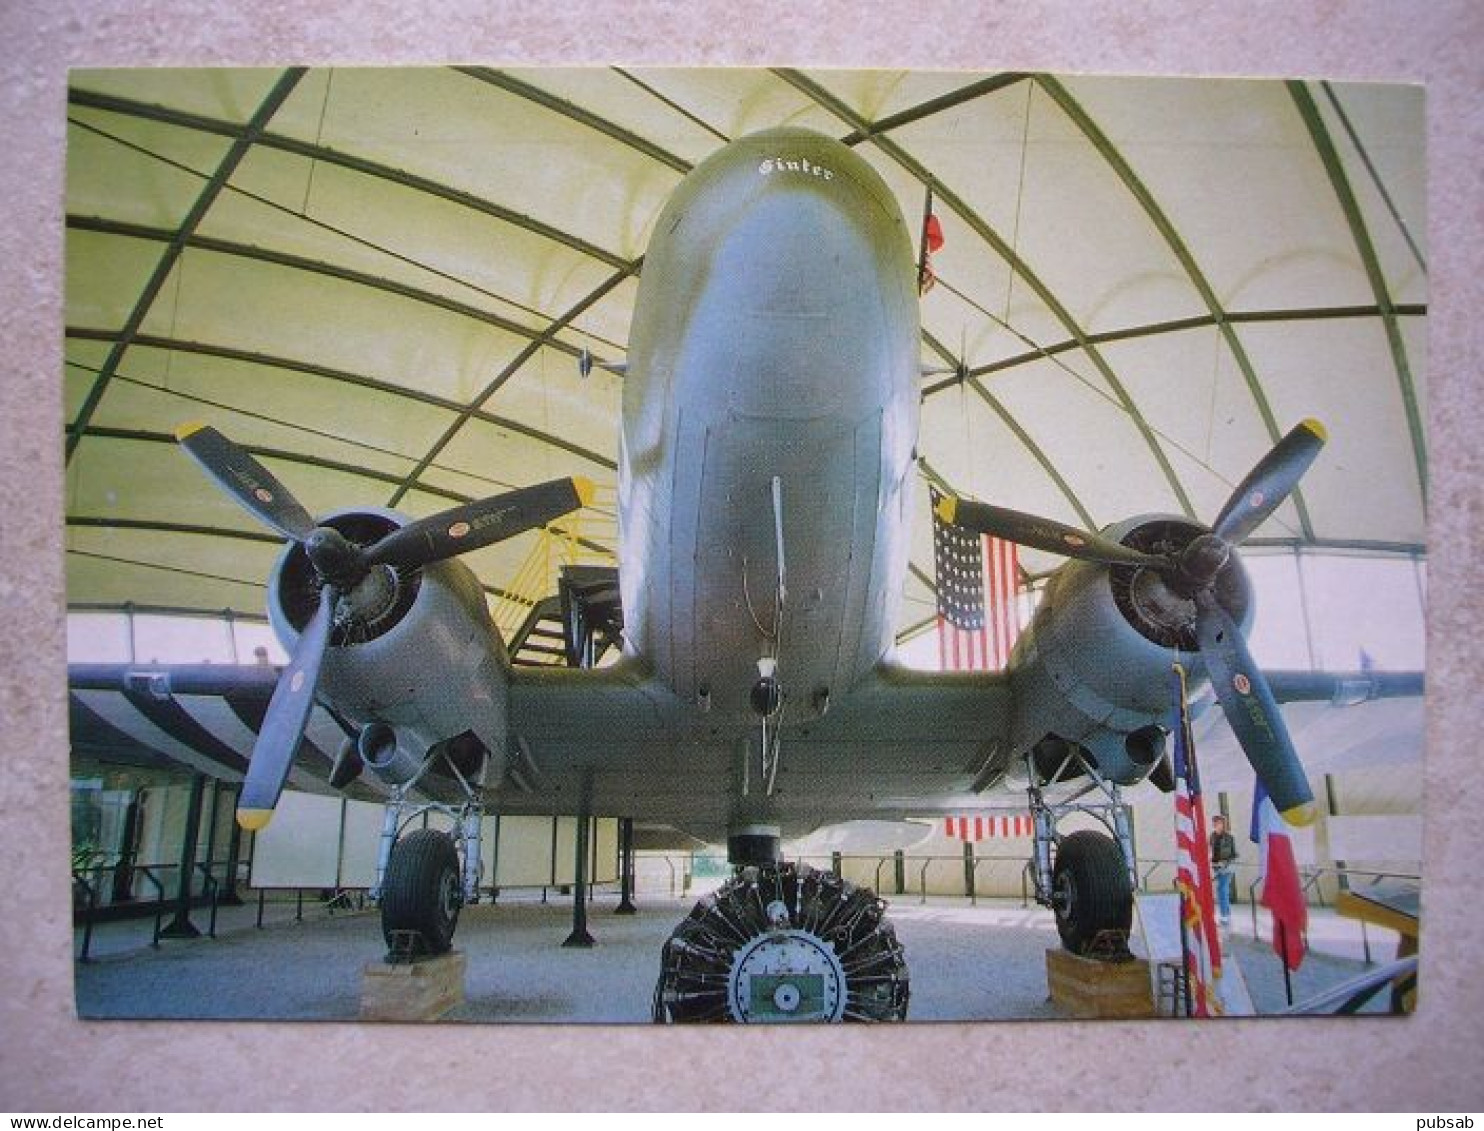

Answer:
[1051,830,1133,956]
[381,828,462,955]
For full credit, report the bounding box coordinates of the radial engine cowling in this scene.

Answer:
[1008,514,1254,785]
[267,507,512,784]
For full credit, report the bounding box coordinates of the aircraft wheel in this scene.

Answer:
[381,828,462,956]
[653,861,909,1023]
[1051,829,1133,956]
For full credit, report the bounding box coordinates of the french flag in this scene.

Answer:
[1251,776,1308,971]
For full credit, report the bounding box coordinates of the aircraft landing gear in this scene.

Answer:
[1026,749,1136,957]
[652,861,909,1023]
[370,747,487,959]
[381,827,462,955]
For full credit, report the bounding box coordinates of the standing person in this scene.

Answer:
[1210,815,1238,926]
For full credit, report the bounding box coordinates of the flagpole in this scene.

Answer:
[1280,920,1294,1006]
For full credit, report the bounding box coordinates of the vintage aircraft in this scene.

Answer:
[69,126,1422,1023]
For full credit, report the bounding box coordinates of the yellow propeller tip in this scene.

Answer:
[572,476,597,507]
[1300,418,1327,443]
[174,421,208,442]
[236,807,273,832]
[934,495,958,525]
[1280,801,1318,827]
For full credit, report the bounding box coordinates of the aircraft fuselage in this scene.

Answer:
[620,129,920,723]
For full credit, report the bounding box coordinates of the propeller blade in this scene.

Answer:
[176,422,316,542]
[1194,590,1316,824]
[936,496,1168,570]
[237,586,335,830]
[366,476,597,571]
[1210,418,1327,546]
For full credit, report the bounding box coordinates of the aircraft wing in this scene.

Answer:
[503,660,1016,837]
[1188,667,1425,792]
[67,663,387,802]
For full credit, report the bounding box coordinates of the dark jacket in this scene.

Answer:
[1211,830,1238,871]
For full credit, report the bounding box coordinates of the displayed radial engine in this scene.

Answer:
[653,862,909,1023]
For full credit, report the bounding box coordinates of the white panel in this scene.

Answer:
[495,814,557,887]
[1315,82,1427,307]
[338,798,389,888]
[553,815,578,885]
[988,354,1186,527]
[1061,75,1375,312]
[132,615,233,664]
[1299,553,1426,671]
[1241,551,1314,669]
[65,230,167,329]
[219,151,621,327]
[620,69,855,148]
[68,613,133,662]
[1326,815,1422,864]
[1240,319,1424,545]
[503,68,726,167]
[592,817,619,884]
[1096,326,1277,527]
[294,68,679,262]
[67,110,234,230]
[248,790,343,888]
[808,69,999,125]
[146,249,531,406]
[97,344,454,474]
[72,68,287,124]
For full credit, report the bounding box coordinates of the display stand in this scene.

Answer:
[1045,948,1156,1019]
[361,950,466,1021]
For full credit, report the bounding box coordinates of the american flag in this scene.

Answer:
[930,484,1022,670]
[944,815,1033,841]
[1172,663,1223,1016]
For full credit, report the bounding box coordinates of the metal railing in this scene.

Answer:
[72,861,184,962]
[489,484,618,644]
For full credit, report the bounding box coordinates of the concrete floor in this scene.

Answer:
[74,888,1404,1023]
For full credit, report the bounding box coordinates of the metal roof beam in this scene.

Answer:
[1037,75,1318,539]
[455,68,694,174]
[387,265,636,507]
[67,86,629,270]
[920,330,1098,530]
[841,72,1031,145]
[67,215,591,359]
[66,328,617,472]
[64,69,305,464]
[921,303,1425,398]
[1288,80,1428,505]
[73,428,616,558]
[775,68,1197,521]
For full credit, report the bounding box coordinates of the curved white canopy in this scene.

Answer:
[62,67,1426,632]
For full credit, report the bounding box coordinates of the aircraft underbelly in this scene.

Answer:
[671,408,886,719]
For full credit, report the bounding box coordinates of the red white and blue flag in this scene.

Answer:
[1172,664,1223,1016]
[930,484,1022,670]
[944,814,1033,842]
[1250,776,1308,971]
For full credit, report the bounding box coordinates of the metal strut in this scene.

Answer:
[370,746,488,905]
[1024,749,1138,909]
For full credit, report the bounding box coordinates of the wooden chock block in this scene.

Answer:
[1045,947,1156,1019]
[360,950,467,1021]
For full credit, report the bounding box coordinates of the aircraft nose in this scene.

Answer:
[711,186,902,419]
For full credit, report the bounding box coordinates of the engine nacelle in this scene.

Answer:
[267,507,513,784]
[1008,514,1253,785]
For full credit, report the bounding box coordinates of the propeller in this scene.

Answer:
[175,422,595,829]
[936,419,1327,824]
